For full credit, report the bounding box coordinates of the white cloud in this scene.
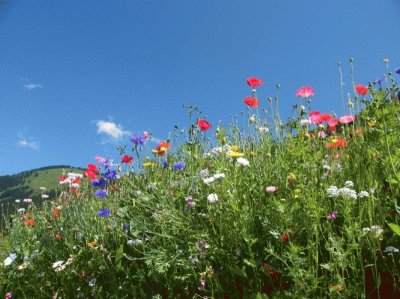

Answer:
[96,120,130,140]
[23,83,43,90]
[17,137,40,150]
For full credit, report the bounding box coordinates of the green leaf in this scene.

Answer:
[230,202,241,212]
[388,223,400,236]
[115,244,124,269]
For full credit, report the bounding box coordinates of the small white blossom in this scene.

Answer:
[327,186,339,197]
[344,181,354,188]
[23,198,32,203]
[213,173,225,180]
[15,199,21,203]
[203,177,215,185]
[237,157,250,167]
[17,208,25,213]
[127,239,143,246]
[199,169,209,178]
[41,194,49,199]
[4,253,17,266]
[358,191,369,198]
[384,246,399,254]
[207,193,218,203]
[338,187,357,199]
[52,260,65,271]
[258,127,269,133]
[300,119,311,126]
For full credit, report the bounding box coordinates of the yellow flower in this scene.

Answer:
[228,151,244,158]
[368,119,377,127]
[287,173,296,181]
[231,145,240,152]
[248,151,256,156]
[143,162,155,167]
[87,241,97,248]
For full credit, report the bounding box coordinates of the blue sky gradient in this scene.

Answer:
[1,0,399,175]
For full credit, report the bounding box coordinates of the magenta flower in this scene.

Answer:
[339,115,355,124]
[296,86,315,98]
[266,186,278,193]
[326,211,338,221]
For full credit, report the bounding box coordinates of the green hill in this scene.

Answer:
[0,165,84,226]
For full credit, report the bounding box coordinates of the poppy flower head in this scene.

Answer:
[244,97,259,108]
[296,86,315,98]
[339,115,355,124]
[197,119,212,131]
[355,84,368,96]
[327,118,339,128]
[25,219,35,227]
[246,77,263,87]
[121,155,133,164]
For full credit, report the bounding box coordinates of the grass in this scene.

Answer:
[1,66,400,298]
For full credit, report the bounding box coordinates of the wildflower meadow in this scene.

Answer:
[1,62,400,298]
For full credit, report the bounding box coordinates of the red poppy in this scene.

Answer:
[84,170,97,180]
[59,175,67,182]
[52,209,61,219]
[326,138,348,149]
[310,113,331,124]
[246,77,263,87]
[244,97,259,108]
[282,232,289,242]
[121,155,133,164]
[55,234,63,240]
[25,219,35,227]
[296,86,315,98]
[355,84,368,96]
[72,178,82,184]
[327,118,339,127]
[154,141,171,156]
[197,119,212,131]
[87,164,98,173]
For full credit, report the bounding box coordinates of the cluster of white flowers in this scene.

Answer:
[127,239,143,246]
[207,193,218,203]
[59,172,83,189]
[237,157,250,167]
[210,145,231,156]
[384,246,399,254]
[327,182,370,199]
[52,257,73,272]
[362,225,383,238]
[203,173,225,185]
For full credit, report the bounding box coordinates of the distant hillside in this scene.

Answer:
[0,166,84,226]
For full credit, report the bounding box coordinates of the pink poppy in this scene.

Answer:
[266,186,279,193]
[296,86,315,98]
[328,118,339,127]
[339,115,355,124]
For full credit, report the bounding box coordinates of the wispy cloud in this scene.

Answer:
[23,83,43,90]
[96,120,130,141]
[17,136,40,150]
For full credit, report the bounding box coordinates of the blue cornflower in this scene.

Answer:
[130,135,145,145]
[95,189,107,198]
[123,223,130,233]
[91,178,107,188]
[98,208,111,217]
[395,68,400,75]
[163,161,169,169]
[104,169,117,180]
[103,158,113,169]
[173,161,186,172]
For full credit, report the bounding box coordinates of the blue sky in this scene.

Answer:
[1,0,399,175]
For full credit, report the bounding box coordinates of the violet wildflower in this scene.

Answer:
[5,292,13,299]
[131,135,145,145]
[173,161,186,172]
[103,158,113,169]
[163,161,169,169]
[95,189,107,198]
[104,169,117,180]
[98,208,111,217]
[198,279,206,291]
[395,68,400,75]
[123,223,129,233]
[91,178,107,188]
[326,211,338,221]
[184,196,196,212]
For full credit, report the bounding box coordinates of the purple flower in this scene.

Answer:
[123,223,129,233]
[173,161,186,172]
[91,178,107,188]
[95,189,107,198]
[103,158,113,169]
[375,77,383,85]
[98,208,111,217]
[198,279,206,291]
[395,68,400,75]
[163,161,169,169]
[5,292,13,299]
[131,135,145,145]
[326,211,338,221]
[104,169,117,180]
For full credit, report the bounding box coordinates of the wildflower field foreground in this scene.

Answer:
[2,66,400,298]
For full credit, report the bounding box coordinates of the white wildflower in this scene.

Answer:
[300,119,310,126]
[358,191,369,198]
[41,194,49,199]
[52,260,65,271]
[258,127,269,133]
[127,239,143,246]
[384,246,399,254]
[4,253,17,266]
[15,199,21,203]
[207,193,218,203]
[237,157,250,167]
[203,177,215,185]
[213,173,225,180]
[23,198,32,203]
[344,181,354,188]
[17,208,25,213]
[199,169,209,178]
[338,187,357,199]
[327,186,339,197]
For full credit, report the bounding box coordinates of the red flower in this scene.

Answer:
[59,175,67,182]
[310,113,332,124]
[327,118,339,127]
[244,97,259,108]
[197,119,212,131]
[296,86,315,98]
[282,232,289,242]
[121,155,133,164]
[55,234,63,240]
[25,219,35,227]
[84,170,97,180]
[326,138,348,149]
[246,77,263,87]
[72,178,82,184]
[52,208,61,219]
[87,164,98,173]
[355,84,368,96]
[154,141,171,156]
